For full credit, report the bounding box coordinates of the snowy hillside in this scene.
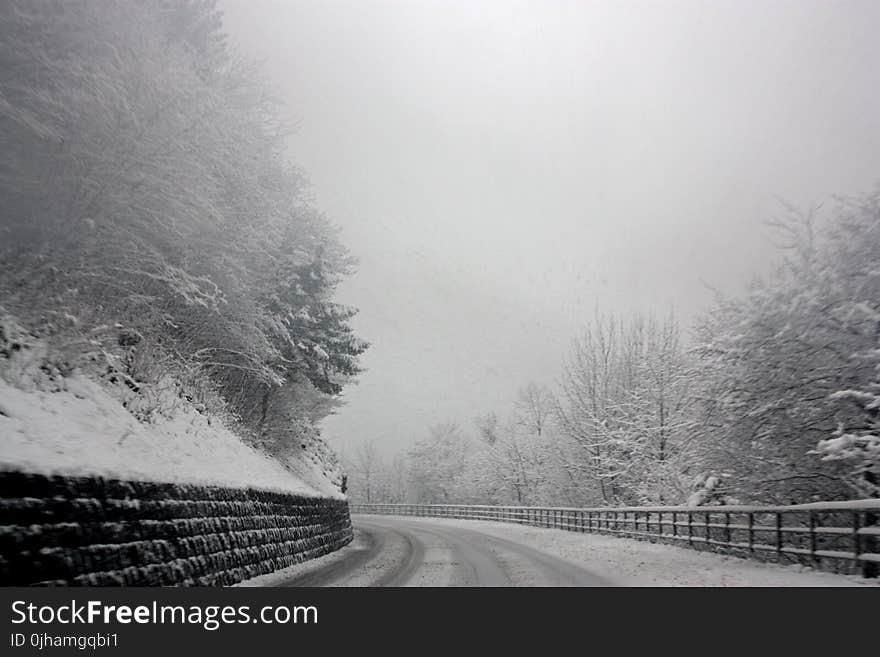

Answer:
[0,317,343,498]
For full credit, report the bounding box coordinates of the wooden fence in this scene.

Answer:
[350,500,880,578]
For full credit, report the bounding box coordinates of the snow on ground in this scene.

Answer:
[0,376,339,497]
[412,517,872,586]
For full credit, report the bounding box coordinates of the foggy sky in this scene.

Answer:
[220,0,880,457]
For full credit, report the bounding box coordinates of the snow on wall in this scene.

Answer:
[0,376,341,498]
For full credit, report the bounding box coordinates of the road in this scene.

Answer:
[279,514,611,586]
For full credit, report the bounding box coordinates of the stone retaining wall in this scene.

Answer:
[0,471,352,586]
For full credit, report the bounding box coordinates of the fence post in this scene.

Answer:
[672,511,677,539]
[687,512,693,546]
[809,511,817,563]
[776,512,783,558]
[704,512,710,546]
[865,508,879,579]
[852,510,861,566]
[724,512,731,546]
[748,512,754,554]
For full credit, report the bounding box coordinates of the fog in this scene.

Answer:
[220,0,880,457]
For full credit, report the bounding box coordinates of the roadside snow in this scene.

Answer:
[0,376,339,497]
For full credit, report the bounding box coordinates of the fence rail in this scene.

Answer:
[350,501,880,578]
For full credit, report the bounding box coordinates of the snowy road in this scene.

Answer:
[236,514,870,587]
[277,515,611,586]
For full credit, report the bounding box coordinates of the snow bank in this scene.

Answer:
[0,376,339,497]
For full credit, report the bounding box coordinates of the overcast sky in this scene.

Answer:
[220,0,880,457]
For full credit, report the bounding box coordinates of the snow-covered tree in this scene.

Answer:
[514,382,555,438]
[347,440,381,504]
[473,414,545,504]
[555,313,694,504]
[0,0,367,468]
[407,423,471,503]
[694,191,880,502]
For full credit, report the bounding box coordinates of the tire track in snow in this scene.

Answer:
[281,515,610,586]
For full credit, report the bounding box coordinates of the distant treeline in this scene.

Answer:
[348,191,880,506]
[0,1,367,462]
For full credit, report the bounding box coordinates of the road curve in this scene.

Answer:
[279,514,611,587]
